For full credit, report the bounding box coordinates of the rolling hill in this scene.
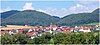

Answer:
[1,8,99,26]
[1,10,60,26]
[56,8,99,26]
[1,10,20,19]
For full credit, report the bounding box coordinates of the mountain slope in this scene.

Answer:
[1,10,60,26]
[1,10,20,19]
[56,8,99,26]
[1,8,99,26]
[92,8,99,13]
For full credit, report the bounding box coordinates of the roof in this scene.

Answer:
[49,25,58,29]
[17,30,23,34]
[26,32,38,36]
[78,26,90,30]
[83,27,89,30]
[63,30,70,33]
[78,26,84,29]
[63,28,72,33]
[0,31,8,35]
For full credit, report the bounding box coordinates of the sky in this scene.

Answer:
[0,0,99,18]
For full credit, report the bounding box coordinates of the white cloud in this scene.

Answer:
[36,1,99,18]
[37,9,48,13]
[37,8,69,18]
[20,1,98,18]
[36,3,97,18]
[37,3,96,18]
[81,0,99,7]
[23,2,34,10]
[67,4,91,14]
[0,7,11,13]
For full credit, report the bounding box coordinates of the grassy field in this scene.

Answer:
[1,25,34,30]
[83,22,100,26]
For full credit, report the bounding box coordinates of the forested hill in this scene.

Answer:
[56,8,99,26]
[1,10,60,26]
[1,10,20,19]
[1,8,99,26]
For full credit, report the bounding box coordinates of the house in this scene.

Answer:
[17,29,24,34]
[0,30,9,36]
[73,28,80,32]
[95,27,100,31]
[52,30,63,35]
[0,31,5,36]
[26,32,38,39]
[73,26,91,32]
[9,29,18,35]
[37,32,45,36]
[95,25,100,31]
[49,25,58,31]
[35,28,40,31]
[63,28,72,33]
[70,28,74,32]
[56,28,63,32]
[42,28,47,31]
[60,26,69,31]
[43,27,51,33]
[22,28,29,30]
[75,26,78,28]
[45,30,53,34]
[28,28,33,32]
[78,27,91,32]
[73,26,83,32]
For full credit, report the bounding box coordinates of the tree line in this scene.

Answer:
[1,32,99,44]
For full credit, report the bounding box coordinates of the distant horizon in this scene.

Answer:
[1,0,99,18]
[1,8,99,18]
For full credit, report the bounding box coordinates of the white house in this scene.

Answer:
[28,29,33,32]
[79,27,91,32]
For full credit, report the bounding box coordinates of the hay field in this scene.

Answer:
[0,25,34,30]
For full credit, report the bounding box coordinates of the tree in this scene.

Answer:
[1,32,99,44]
[1,34,16,44]
[13,34,27,44]
[49,38,54,44]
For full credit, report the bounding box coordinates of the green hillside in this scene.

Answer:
[1,10,20,19]
[1,8,99,26]
[56,8,99,26]
[1,10,60,26]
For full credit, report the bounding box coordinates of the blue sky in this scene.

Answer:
[0,0,99,17]
[1,1,78,10]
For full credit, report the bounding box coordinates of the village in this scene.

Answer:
[0,24,99,39]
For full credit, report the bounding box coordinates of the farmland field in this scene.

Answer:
[1,25,34,30]
[86,23,99,25]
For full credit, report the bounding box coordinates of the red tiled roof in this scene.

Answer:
[49,25,58,28]
[78,26,84,29]
[78,26,89,30]
[83,27,89,30]
[0,31,8,35]
[63,28,72,33]
[63,30,70,33]
[26,32,37,35]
